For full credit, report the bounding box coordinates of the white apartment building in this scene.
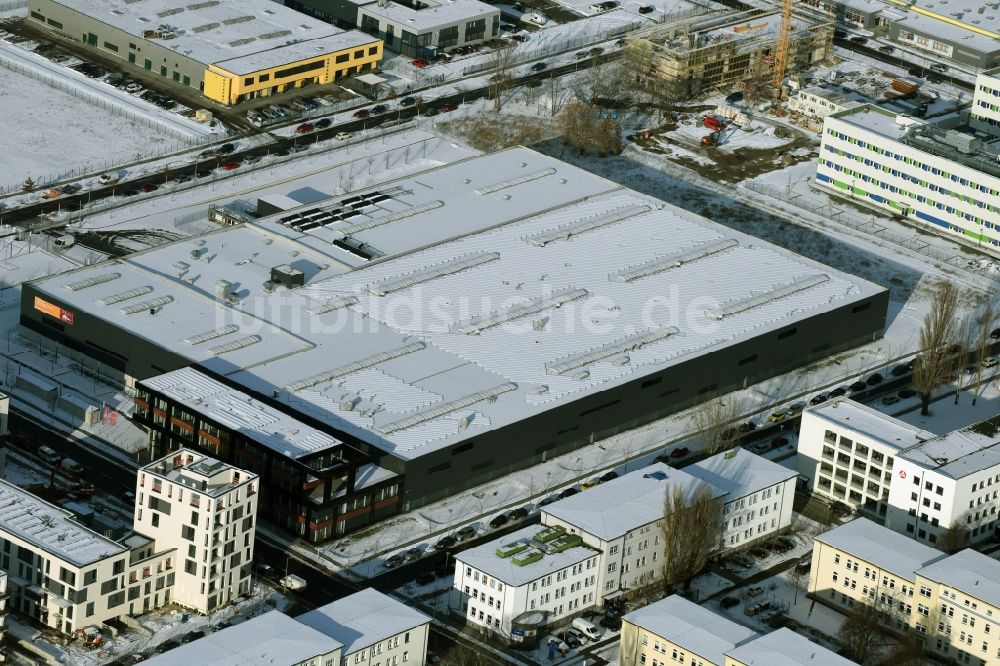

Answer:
[297,587,430,666]
[886,416,1000,547]
[542,463,724,599]
[725,628,859,666]
[0,478,176,634]
[144,610,343,666]
[134,450,258,614]
[971,67,1000,138]
[788,85,867,119]
[687,448,797,551]
[810,518,1000,665]
[798,398,934,516]
[817,104,1000,251]
[453,524,601,642]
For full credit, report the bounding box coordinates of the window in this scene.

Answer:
[244,77,254,86]
[103,41,119,52]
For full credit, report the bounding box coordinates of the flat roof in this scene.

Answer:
[47,0,377,74]
[727,628,859,666]
[896,8,1000,52]
[804,398,935,452]
[815,517,945,581]
[0,479,125,567]
[356,0,498,33]
[142,448,255,497]
[624,596,757,665]
[830,105,908,140]
[296,588,429,655]
[917,549,1000,609]
[686,448,796,501]
[900,414,1000,478]
[454,524,599,587]
[32,147,885,462]
[542,463,725,541]
[143,611,342,666]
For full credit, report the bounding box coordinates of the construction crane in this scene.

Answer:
[770,0,795,90]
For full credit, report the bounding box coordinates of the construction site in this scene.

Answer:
[624,8,834,97]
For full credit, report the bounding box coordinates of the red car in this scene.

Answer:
[353,109,370,119]
[220,161,241,171]
[296,122,315,133]
[441,102,457,112]
[138,183,158,193]
[410,59,428,68]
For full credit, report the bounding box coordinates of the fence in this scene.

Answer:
[742,180,1000,282]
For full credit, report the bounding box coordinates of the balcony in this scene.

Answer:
[834,469,849,481]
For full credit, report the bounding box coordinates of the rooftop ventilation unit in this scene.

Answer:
[270,264,305,287]
[285,342,426,392]
[333,200,444,238]
[121,296,173,315]
[612,239,738,283]
[526,204,651,247]
[377,383,518,434]
[546,326,680,375]
[184,325,240,345]
[65,272,121,291]
[309,295,359,315]
[707,274,829,320]
[209,335,262,355]
[368,252,500,296]
[454,288,589,335]
[97,286,153,306]
[475,168,557,195]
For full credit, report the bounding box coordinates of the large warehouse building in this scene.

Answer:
[27,0,382,105]
[22,147,888,542]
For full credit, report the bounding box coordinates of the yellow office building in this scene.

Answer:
[28,0,382,105]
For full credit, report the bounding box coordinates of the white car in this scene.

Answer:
[984,357,998,368]
[334,132,352,141]
[527,12,548,24]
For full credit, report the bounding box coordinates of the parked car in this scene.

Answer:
[217,143,236,155]
[638,4,654,12]
[530,62,548,72]
[509,507,529,520]
[787,402,806,415]
[891,363,911,376]
[809,393,827,405]
[352,109,370,119]
[795,555,812,573]
[767,411,786,423]
[866,373,883,386]
[829,386,847,397]
[600,470,619,482]
[898,389,917,399]
[670,446,689,458]
[456,525,478,541]
[382,555,404,569]
[878,45,895,53]
[98,173,119,185]
[556,631,580,649]
[410,59,428,68]
[546,636,569,655]
[415,572,436,585]
[124,82,143,93]
[440,102,457,112]
[38,445,61,464]
[929,62,948,72]
[720,595,740,609]
[572,617,601,640]
[279,574,307,590]
[402,547,423,563]
[580,479,600,490]
[600,614,622,630]
[60,458,84,475]
[881,395,900,405]
[434,535,457,550]
[315,118,332,129]
[849,381,868,392]
[771,436,789,449]
[559,487,579,499]
[220,161,241,171]
[334,132,352,140]
[589,47,604,56]
[849,36,868,44]
[138,183,158,193]
[574,50,588,60]
[296,122,315,133]
[371,104,388,114]
[489,513,509,529]
[399,96,418,107]
[991,327,1000,340]
[984,357,998,368]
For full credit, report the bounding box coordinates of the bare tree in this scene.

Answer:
[912,280,959,415]
[838,601,889,664]
[660,483,722,594]
[954,313,973,405]
[694,399,741,455]
[487,43,520,112]
[941,516,970,554]
[880,636,925,666]
[972,300,995,406]
[556,100,621,156]
[787,566,805,605]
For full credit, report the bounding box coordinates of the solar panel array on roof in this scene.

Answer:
[334,200,445,238]
[708,274,830,320]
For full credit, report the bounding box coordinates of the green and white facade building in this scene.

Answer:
[972,66,1000,138]
[816,103,1000,252]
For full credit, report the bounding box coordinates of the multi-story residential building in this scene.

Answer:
[0,478,176,634]
[810,518,1000,664]
[971,67,1000,138]
[143,610,343,666]
[619,595,757,666]
[134,449,258,614]
[808,517,947,634]
[886,415,1000,547]
[915,548,1000,665]
[687,448,797,551]
[816,104,1000,251]
[724,628,859,665]
[799,0,888,30]
[798,398,934,516]
[788,85,867,119]
[452,524,601,643]
[135,368,401,544]
[297,588,430,666]
[542,463,724,599]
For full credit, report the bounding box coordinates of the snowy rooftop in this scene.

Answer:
[541,463,725,541]
[900,414,1000,479]
[354,0,498,32]
[48,0,377,74]
[797,85,869,106]
[815,518,945,581]
[895,9,1000,53]
[830,105,907,140]
[686,448,796,502]
[805,398,935,452]
[32,147,884,461]
[623,596,757,665]
[454,524,600,587]
[142,448,254,497]
[726,628,859,666]
[143,611,342,666]
[0,479,125,567]
[296,588,430,655]
[140,368,348,461]
[917,549,1000,609]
